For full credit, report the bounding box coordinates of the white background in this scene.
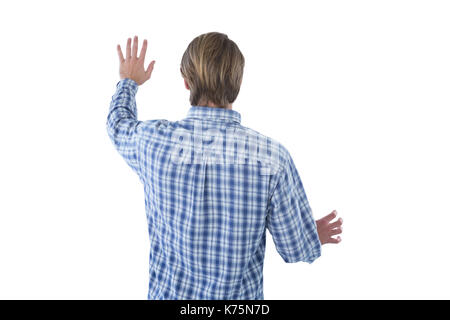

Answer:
[0,0,449,299]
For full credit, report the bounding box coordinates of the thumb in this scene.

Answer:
[146,60,156,78]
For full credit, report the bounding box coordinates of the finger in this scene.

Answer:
[139,39,147,60]
[321,210,338,223]
[327,236,342,244]
[146,60,156,78]
[117,44,125,63]
[329,227,343,236]
[132,35,138,59]
[126,37,132,59]
[329,217,343,229]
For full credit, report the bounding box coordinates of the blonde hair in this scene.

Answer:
[180,32,245,108]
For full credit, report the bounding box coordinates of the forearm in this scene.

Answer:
[107,78,139,135]
[106,77,142,174]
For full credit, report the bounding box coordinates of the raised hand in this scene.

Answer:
[316,210,343,245]
[117,35,156,86]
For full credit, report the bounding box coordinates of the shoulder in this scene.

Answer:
[136,119,181,139]
[238,125,293,174]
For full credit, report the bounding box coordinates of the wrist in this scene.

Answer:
[117,78,139,95]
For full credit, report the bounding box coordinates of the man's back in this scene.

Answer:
[107,78,322,299]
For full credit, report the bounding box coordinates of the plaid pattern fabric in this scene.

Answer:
[107,78,322,300]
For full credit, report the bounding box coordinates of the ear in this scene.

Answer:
[184,78,190,90]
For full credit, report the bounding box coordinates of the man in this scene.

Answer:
[107,32,343,300]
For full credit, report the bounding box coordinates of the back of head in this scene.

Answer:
[180,32,245,109]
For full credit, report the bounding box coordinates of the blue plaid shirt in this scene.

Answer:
[107,78,322,300]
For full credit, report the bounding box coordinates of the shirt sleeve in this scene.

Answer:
[106,78,142,177]
[266,151,322,263]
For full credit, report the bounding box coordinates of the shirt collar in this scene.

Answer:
[186,106,241,124]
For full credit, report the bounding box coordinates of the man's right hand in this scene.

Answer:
[316,210,343,245]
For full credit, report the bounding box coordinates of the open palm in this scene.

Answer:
[117,35,155,86]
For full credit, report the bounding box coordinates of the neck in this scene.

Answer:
[198,101,232,110]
